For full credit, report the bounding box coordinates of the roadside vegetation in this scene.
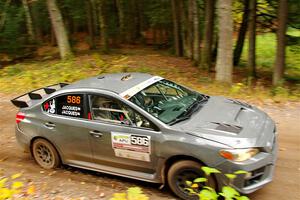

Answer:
[1,41,299,103]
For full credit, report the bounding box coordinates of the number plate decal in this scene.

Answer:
[111,132,151,162]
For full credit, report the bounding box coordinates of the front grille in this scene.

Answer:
[244,166,266,187]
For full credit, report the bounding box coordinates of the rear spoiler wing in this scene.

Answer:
[11,83,69,108]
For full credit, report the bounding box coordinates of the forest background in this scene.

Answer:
[0,0,299,102]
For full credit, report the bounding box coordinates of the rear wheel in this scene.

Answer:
[167,160,217,200]
[32,139,61,169]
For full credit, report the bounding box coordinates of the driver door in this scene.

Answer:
[87,94,161,173]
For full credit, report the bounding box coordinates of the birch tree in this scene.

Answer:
[215,0,233,83]
[46,0,73,59]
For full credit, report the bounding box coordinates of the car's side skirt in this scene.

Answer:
[67,162,162,183]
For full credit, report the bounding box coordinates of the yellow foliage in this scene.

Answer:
[26,185,36,195]
[0,188,13,200]
[0,178,8,188]
[11,173,22,179]
[0,173,30,200]
[110,193,127,200]
[110,187,149,200]
[11,181,24,189]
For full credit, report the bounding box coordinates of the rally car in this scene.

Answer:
[11,73,277,200]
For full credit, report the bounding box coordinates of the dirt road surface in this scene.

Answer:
[0,93,299,200]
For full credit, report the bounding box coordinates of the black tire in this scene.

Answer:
[167,160,217,200]
[32,138,61,169]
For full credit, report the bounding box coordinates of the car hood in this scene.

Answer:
[173,96,276,149]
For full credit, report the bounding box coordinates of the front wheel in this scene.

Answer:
[32,138,61,169]
[167,160,217,200]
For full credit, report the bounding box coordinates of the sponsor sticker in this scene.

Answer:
[111,132,151,162]
[43,99,56,114]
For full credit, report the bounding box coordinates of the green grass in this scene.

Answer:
[240,29,300,79]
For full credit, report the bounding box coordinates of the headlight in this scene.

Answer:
[219,148,259,162]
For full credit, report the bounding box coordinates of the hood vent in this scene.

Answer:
[211,122,243,134]
[227,99,252,109]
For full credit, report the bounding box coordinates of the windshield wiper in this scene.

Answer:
[168,95,209,126]
[184,95,208,115]
[168,115,191,125]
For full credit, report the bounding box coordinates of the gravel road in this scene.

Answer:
[0,93,299,200]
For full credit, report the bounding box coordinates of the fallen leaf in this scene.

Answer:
[27,185,36,195]
[0,157,8,162]
[99,193,105,198]
[48,171,57,176]
[11,173,22,179]
[12,181,24,189]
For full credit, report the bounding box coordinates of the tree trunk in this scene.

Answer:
[116,0,126,43]
[98,0,109,53]
[137,0,146,44]
[233,0,249,66]
[171,0,183,56]
[179,0,188,57]
[247,0,256,78]
[86,0,95,49]
[187,0,193,59]
[50,26,56,46]
[192,0,200,63]
[215,0,233,83]
[153,28,158,45]
[201,0,215,71]
[90,0,99,36]
[273,0,288,85]
[22,0,35,42]
[0,0,11,31]
[46,0,73,59]
[31,1,43,42]
[126,0,139,43]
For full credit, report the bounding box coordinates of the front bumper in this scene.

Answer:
[215,135,278,194]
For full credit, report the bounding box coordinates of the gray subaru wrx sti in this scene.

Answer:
[11,73,277,200]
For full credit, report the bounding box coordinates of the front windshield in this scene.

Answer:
[129,79,207,124]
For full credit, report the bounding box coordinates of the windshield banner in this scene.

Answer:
[120,76,163,99]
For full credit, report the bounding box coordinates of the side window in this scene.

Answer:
[43,94,85,118]
[89,95,156,130]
